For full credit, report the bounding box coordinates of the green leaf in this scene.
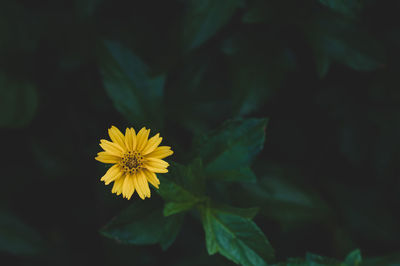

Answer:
[306,252,340,265]
[98,40,165,128]
[318,0,363,19]
[195,118,268,182]
[241,164,331,228]
[200,205,274,266]
[211,167,257,182]
[182,0,243,51]
[158,174,200,204]
[230,55,293,115]
[0,210,44,255]
[222,33,295,115]
[241,0,272,24]
[210,202,259,220]
[0,73,38,128]
[159,160,205,199]
[159,213,185,250]
[328,184,400,250]
[166,53,233,135]
[164,202,198,216]
[305,13,385,77]
[344,249,362,266]
[101,199,183,250]
[158,159,206,216]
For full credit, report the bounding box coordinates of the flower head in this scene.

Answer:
[95,126,173,200]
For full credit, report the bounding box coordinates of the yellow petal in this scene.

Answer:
[146,146,173,159]
[144,164,168,173]
[122,174,135,200]
[112,176,125,195]
[133,174,145,200]
[136,127,150,152]
[95,152,120,164]
[142,133,162,155]
[100,139,124,156]
[124,128,137,151]
[137,170,151,198]
[100,164,123,185]
[108,126,127,150]
[142,169,160,189]
[145,158,169,168]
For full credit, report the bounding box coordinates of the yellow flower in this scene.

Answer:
[95,126,173,200]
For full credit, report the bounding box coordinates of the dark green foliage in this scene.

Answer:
[158,160,206,216]
[274,249,362,266]
[344,249,362,266]
[1,0,399,265]
[305,252,342,265]
[362,253,400,266]
[222,32,295,115]
[200,204,274,266]
[0,74,37,128]
[98,41,165,129]
[194,118,268,182]
[0,211,44,255]
[304,11,385,78]
[75,0,104,19]
[0,1,41,56]
[240,164,332,228]
[182,0,243,51]
[100,199,183,250]
[317,0,363,19]
[242,0,272,24]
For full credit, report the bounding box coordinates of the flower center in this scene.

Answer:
[120,151,144,174]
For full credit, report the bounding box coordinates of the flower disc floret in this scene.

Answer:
[120,151,144,174]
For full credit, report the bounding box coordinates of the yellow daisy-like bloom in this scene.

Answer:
[95,126,173,200]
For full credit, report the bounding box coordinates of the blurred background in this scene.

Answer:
[1,0,400,265]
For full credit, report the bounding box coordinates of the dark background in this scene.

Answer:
[1,0,400,265]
